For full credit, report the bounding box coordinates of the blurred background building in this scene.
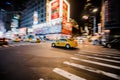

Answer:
[19,0,71,39]
[101,0,120,40]
[0,9,7,33]
[20,0,47,28]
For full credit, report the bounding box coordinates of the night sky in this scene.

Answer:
[68,0,102,27]
[0,0,27,11]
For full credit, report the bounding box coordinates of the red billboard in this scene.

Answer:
[62,22,72,35]
[62,0,68,21]
[51,0,60,20]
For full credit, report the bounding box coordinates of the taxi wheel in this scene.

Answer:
[52,43,56,47]
[65,44,70,49]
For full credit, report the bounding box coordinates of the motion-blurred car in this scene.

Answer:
[22,35,34,42]
[0,38,8,46]
[23,37,31,42]
[13,37,21,42]
[51,38,78,48]
[104,38,120,48]
[29,38,40,43]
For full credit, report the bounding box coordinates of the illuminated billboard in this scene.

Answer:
[62,0,68,21]
[33,19,62,35]
[49,0,70,22]
[33,0,71,35]
[18,28,27,35]
[33,25,61,35]
[33,11,38,25]
[62,22,72,35]
[51,0,60,20]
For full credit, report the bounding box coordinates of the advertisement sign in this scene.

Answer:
[34,25,62,35]
[51,0,60,20]
[33,19,62,35]
[62,22,72,35]
[19,28,26,35]
[33,11,38,25]
[62,0,68,21]
[49,0,70,21]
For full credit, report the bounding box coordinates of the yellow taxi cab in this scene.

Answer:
[51,38,78,48]
[13,37,21,42]
[29,38,41,43]
[23,37,32,42]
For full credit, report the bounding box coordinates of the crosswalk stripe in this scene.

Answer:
[9,45,15,46]
[71,57,120,70]
[2,45,9,47]
[0,43,41,49]
[53,68,86,80]
[81,50,120,54]
[75,54,120,63]
[80,50,120,56]
[92,54,120,59]
[64,61,120,80]
[39,78,44,80]
[100,51,120,54]
[77,52,120,60]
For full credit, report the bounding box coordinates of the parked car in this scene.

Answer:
[51,38,78,48]
[0,38,8,46]
[104,38,120,48]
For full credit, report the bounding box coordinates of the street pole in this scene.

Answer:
[93,16,96,35]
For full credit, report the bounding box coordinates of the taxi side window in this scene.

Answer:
[60,39,67,42]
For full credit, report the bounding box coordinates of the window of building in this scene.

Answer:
[41,9,44,13]
[40,0,44,3]
[41,14,43,18]
[41,3,44,7]
[41,20,43,22]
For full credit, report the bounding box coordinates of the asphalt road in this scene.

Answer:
[0,42,120,80]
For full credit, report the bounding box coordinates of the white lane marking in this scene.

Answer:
[15,44,21,46]
[2,45,9,47]
[79,50,120,56]
[75,54,120,63]
[39,78,44,80]
[81,50,120,54]
[9,45,15,46]
[53,68,86,80]
[71,57,120,70]
[64,61,120,80]
[101,51,120,54]
[78,52,120,59]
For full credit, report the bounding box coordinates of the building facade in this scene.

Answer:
[20,0,47,28]
[101,0,120,40]
[20,0,71,39]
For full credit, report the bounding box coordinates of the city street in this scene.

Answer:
[0,42,120,80]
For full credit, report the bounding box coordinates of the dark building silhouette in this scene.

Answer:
[103,0,120,39]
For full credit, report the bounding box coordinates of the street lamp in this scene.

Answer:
[92,8,98,35]
[82,8,98,35]
[92,16,96,35]
[82,15,89,20]
[92,8,98,13]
